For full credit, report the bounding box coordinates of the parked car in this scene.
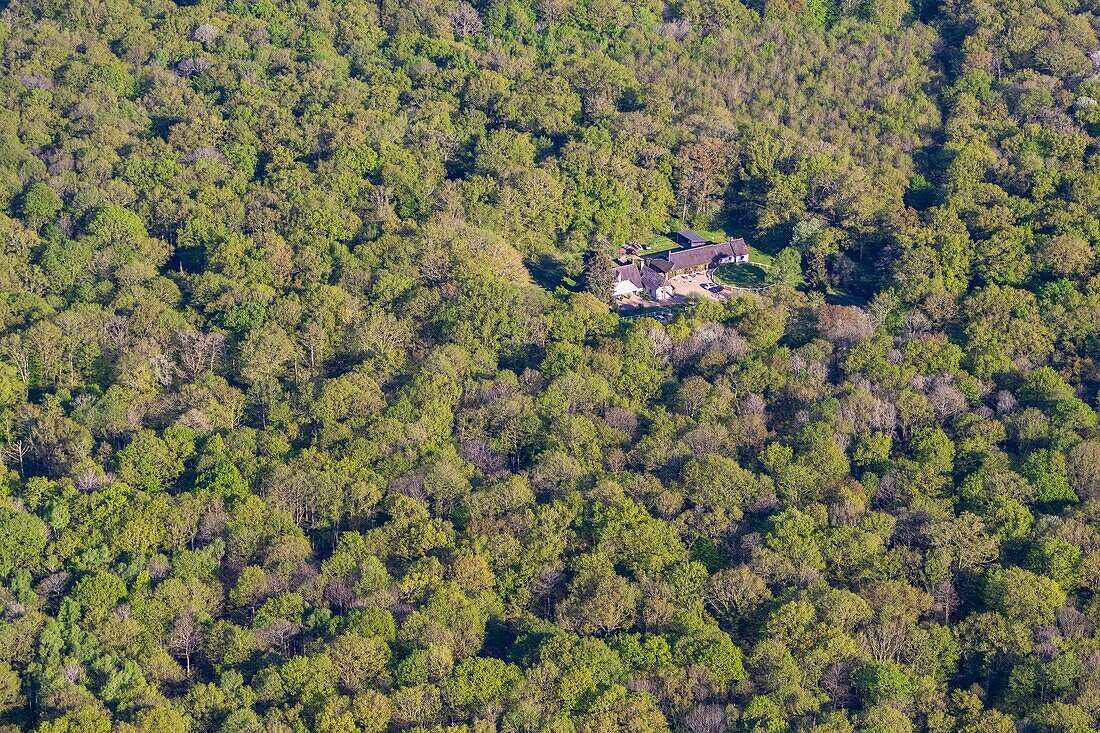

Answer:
[702,283,723,293]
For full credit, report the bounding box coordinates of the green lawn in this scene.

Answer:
[637,233,679,254]
[620,301,695,320]
[714,263,769,288]
[825,286,869,307]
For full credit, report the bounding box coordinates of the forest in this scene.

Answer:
[2,0,1100,728]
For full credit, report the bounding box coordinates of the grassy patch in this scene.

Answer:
[525,253,578,291]
[825,287,870,307]
[620,301,695,320]
[638,234,679,254]
[745,244,773,268]
[715,263,769,288]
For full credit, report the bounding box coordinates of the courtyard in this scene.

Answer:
[617,271,730,313]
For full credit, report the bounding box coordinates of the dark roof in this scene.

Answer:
[613,263,643,288]
[676,229,707,245]
[729,238,749,256]
[649,257,673,274]
[641,265,668,292]
[667,240,739,270]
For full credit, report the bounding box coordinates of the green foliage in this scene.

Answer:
[443,657,521,712]
[1023,450,1077,506]
[768,247,804,286]
[0,0,1096,727]
[0,662,22,715]
[116,431,185,492]
[851,662,913,704]
[0,505,47,577]
[981,567,1066,627]
[20,183,62,223]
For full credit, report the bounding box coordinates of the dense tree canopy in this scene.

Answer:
[2,0,1100,729]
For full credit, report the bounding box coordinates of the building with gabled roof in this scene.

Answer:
[641,265,674,300]
[652,237,749,274]
[612,263,643,296]
[673,230,707,248]
[729,238,749,261]
[615,233,751,305]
